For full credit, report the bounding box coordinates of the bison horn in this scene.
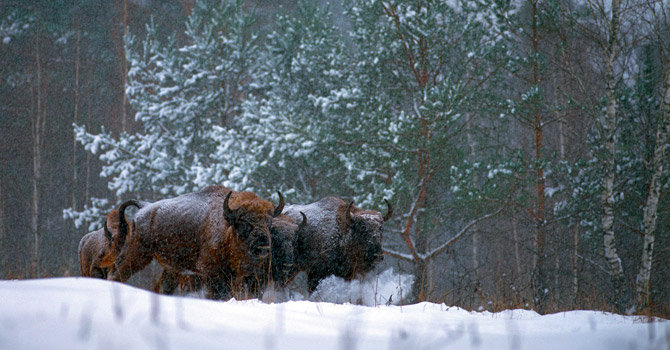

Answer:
[273,191,285,218]
[298,211,307,231]
[383,199,393,222]
[345,201,354,226]
[223,191,235,222]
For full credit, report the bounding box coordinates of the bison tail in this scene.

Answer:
[117,199,143,246]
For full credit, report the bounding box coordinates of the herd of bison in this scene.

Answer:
[78,185,393,300]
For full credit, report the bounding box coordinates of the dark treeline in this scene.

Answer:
[0,0,668,317]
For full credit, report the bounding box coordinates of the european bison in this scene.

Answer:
[244,212,307,296]
[283,197,392,292]
[107,185,284,299]
[155,212,307,298]
[78,225,111,279]
[79,200,141,278]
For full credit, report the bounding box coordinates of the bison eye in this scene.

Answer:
[237,222,252,234]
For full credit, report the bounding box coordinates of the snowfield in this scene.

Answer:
[0,278,667,350]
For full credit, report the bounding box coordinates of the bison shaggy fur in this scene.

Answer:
[78,225,112,279]
[107,185,283,300]
[283,197,391,292]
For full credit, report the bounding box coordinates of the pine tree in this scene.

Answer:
[236,3,351,202]
[65,0,260,227]
[341,0,513,301]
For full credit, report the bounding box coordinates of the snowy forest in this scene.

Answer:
[0,0,668,318]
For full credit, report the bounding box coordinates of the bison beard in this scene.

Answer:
[283,197,391,292]
[107,185,283,300]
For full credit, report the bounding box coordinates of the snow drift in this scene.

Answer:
[0,277,667,350]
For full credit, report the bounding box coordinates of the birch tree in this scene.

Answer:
[599,0,627,307]
[563,0,640,310]
[634,1,670,309]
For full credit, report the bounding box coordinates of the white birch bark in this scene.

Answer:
[601,0,626,301]
[635,64,670,308]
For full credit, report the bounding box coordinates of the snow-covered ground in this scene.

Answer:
[0,277,667,350]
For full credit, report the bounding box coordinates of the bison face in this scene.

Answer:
[349,214,384,268]
[269,212,305,284]
[345,200,392,271]
[222,191,285,272]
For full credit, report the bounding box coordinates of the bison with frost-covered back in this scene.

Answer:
[106,185,284,300]
[79,200,141,279]
[283,197,392,292]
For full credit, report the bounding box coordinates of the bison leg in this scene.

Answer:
[184,274,203,292]
[109,237,152,282]
[154,269,179,295]
[307,274,321,293]
[91,267,107,279]
[205,276,230,300]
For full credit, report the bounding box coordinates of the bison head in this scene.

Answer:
[344,199,392,270]
[268,211,306,286]
[222,190,284,271]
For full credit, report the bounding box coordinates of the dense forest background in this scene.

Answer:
[1,0,668,316]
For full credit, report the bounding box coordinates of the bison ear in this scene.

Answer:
[223,191,237,223]
[273,191,285,218]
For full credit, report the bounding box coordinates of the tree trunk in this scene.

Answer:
[512,219,522,279]
[409,183,429,301]
[411,258,428,302]
[572,225,580,307]
[601,0,626,310]
[634,64,670,309]
[72,22,81,256]
[31,26,47,276]
[529,0,550,312]
[466,111,479,282]
[121,0,128,132]
[112,0,129,133]
[85,94,92,202]
[0,177,4,272]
